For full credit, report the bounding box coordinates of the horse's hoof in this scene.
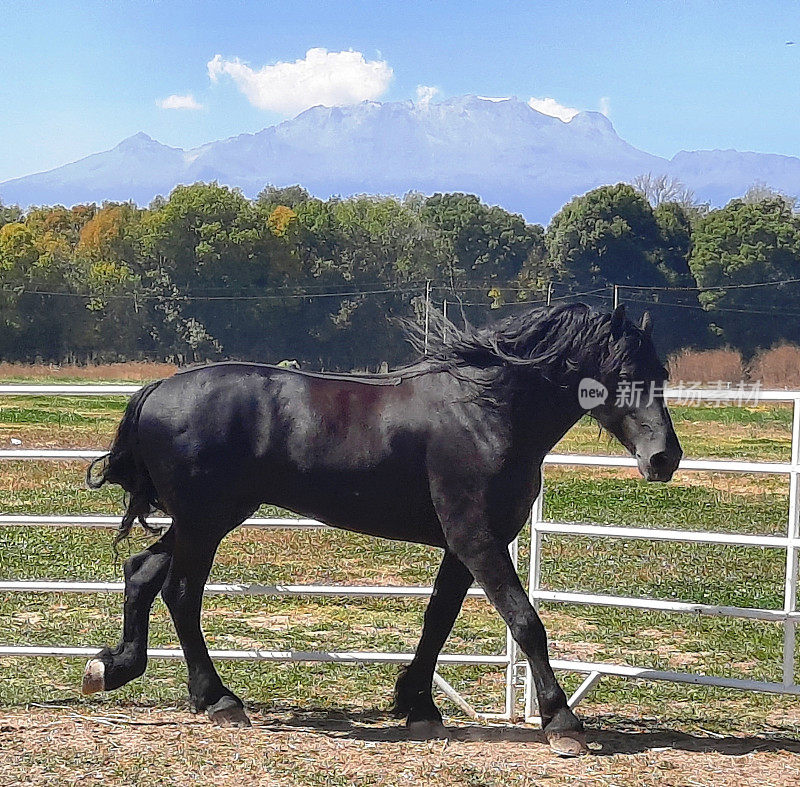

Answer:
[207,698,252,728]
[546,730,589,757]
[407,719,449,740]
[81,659,106,695]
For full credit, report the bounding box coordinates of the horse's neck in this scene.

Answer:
[511,381,585,459]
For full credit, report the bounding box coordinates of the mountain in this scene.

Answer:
[1,132,187,208]
[1,95,797,223]
[669,149,800,207]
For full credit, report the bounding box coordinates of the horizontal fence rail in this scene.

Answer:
[2,450,795,477]
[2,384,798,401]
[1,384,800,722]
[524,389,800,720]
[0,646,508,667]
[0,579,487,599]
[4,580,797,623]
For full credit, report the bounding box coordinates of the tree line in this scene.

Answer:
[1,179,798,369]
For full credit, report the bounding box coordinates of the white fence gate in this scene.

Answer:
[1,384,799,722]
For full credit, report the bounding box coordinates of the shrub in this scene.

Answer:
[748,345,800,389]
[667,348,745,384]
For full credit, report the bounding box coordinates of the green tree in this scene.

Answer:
[648,201,710,351]
[546,185,712,353]
[546,183,667,290]
[421,193,542,288]
[73,203,151,360]
[257,184,310,209]
[0,206,104,361]
[139,183,290,360]
[653,202,694,285]
[690,198,800,353]
[282,195,435,368]
[0,199,23,228]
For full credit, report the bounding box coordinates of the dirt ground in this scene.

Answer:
[2,706,800,787]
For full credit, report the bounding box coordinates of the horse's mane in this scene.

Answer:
[176,303,664,396]
[403,302,667,391]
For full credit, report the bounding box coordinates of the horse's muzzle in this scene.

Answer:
[640,449,682,482]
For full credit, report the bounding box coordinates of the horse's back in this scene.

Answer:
[134,364,445,543]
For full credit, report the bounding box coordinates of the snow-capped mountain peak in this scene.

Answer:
[2,96,798,222]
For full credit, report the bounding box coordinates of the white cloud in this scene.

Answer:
[528,96,580,122]
[157,93,203,110]
[477,96,510,102]
[415,85,439,108]
[599,96,611,117]
[207,48,393,116]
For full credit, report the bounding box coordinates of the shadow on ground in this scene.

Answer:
[14,700,800,758]
[246,705,800,757]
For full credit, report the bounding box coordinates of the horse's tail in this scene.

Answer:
[86,379,164,545]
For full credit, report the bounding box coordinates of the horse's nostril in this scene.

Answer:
[649,450,676,476]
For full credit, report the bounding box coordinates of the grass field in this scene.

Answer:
[2,369,800,785]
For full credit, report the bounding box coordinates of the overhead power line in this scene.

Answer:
[0,286,424,302]
[620,277,800,292]
[3,277,800,307]
[624,294,800,320]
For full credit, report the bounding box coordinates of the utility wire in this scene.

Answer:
[619,277,800,292]
[0,286,424,302]
[173,279,428,294]
[3,277,800,305]
[623,294,800,320]
[551,287,609,301]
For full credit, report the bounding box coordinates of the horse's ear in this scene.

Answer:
[610,304,625,339]
[641,311,653,337]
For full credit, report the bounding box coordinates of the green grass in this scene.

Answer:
[558,403,793,461]
[545,473,788,533]
[0,396,126,424]
[1,384,799,731]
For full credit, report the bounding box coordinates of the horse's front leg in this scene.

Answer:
[431,480,587,757]
[160,525,250,727]
[393,550,473,735]
[82,527,175,694]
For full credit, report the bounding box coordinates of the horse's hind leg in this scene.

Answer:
[82,527,175,694]
[160,523,250,727]
[393,551,473,735]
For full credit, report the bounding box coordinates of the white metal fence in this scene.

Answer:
[1,384,799,722]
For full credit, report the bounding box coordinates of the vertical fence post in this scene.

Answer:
[423,280,431,354]
[504,537,519,719]
[783,397,800,685]
[525,476,545,723]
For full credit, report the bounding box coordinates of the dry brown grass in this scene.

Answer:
[1,352,797,389]
[667,345,800,388]
[667,348,745,384]
[749,345,800,389]
[1,707,799,787]
[0,361,177,382]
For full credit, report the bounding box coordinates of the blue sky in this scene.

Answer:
[1,0,799,182]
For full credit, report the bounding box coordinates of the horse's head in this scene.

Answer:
[585,305,682,482]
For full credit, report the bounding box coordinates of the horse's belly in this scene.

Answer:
[262,465,444,547]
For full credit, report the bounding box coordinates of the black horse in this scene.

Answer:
[83,303,681,756]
